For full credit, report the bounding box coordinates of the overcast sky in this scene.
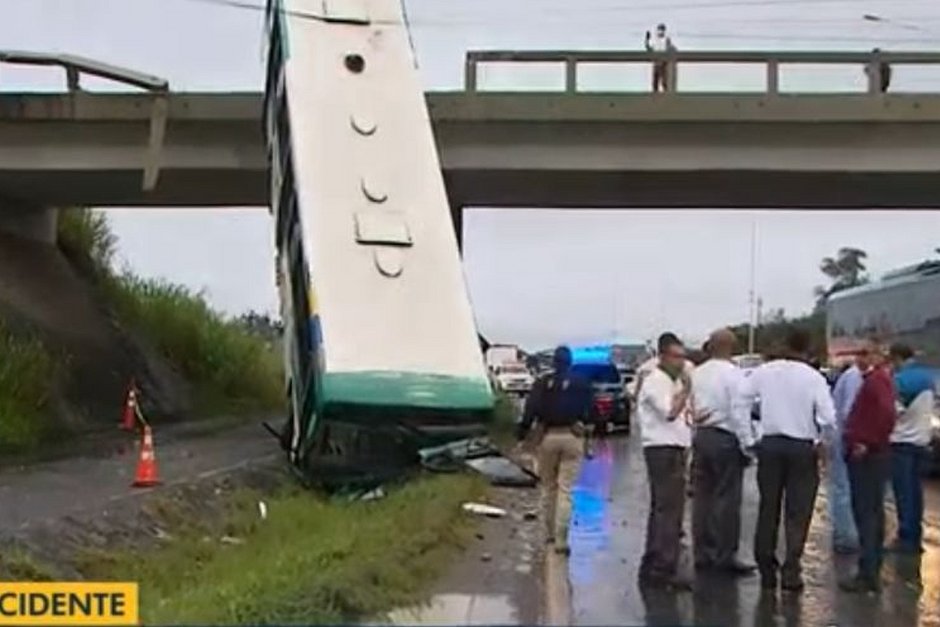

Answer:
[2,0,940,349]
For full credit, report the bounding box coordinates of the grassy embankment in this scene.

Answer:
[79,475,482,624]
[59,208,283,414]
[0,321,60,451]
[57,208,283,414]
[0,209,282,450]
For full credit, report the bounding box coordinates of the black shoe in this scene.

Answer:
[760,577,777,591]
[695,560,714,572]
[554,544,571,557]
[716,561,757,576]
[781,578,805,593]
[885,540,923,555]
[839,575,879,594]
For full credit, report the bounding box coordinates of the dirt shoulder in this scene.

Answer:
[381,479,546,625]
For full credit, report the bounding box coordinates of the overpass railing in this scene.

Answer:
[464,50,940,94]
[0,51,169,191]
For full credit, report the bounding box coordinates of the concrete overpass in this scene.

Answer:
[4,49,940,218]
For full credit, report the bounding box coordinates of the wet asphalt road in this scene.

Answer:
[567,436,940,627]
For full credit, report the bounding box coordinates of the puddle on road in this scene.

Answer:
[383,593,516,625]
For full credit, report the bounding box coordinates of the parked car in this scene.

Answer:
[493,362,534,396]
[571,362,630,436]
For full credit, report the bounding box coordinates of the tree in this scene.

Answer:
[236,311,283,342]
[729,310,826,361]
[814,247,869,309]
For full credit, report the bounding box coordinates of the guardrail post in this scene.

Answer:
[866,54,880,94]
[766,59,779,94]
[464,55,478,92]
[666,54,678,92]
[564,56,577,93]
[66,67,80,92]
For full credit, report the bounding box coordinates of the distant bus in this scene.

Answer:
[826,261,940,368]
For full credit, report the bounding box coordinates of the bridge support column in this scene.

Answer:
[0,202,58,244]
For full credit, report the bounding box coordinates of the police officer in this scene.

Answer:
[517,345,592,556]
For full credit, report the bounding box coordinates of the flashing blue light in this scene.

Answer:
[570,344,613,365]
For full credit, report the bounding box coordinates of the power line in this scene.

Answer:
[586,0,937,13]
[171,0,940,24]
[167,0,940,43]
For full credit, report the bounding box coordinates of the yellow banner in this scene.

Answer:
[0,582,138,626]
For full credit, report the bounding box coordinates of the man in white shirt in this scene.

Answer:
[736,328,836,592]
[644,23,675,93]
[637,334,693,590]
[632,333,693,403]
[690,329,755,576]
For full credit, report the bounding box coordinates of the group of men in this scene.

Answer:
[827,340,934,591]
[518,326,934,595]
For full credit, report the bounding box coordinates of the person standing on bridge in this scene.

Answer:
[690,329,756,576]
[864,48,892,93]
[517,345,592,557]
[645,23,675,93]
[737,327,836,593]
[840,341,897,594]
[637,333,693,590]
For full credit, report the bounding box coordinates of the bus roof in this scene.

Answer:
[828,261,940,302]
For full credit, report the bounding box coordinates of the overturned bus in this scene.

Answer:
[263,0,493,487]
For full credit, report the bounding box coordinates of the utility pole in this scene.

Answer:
[747,218,758,354]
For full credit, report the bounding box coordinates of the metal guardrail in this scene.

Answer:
[464,50,940,94]
[0,51,169,192]
[0,50,168,92]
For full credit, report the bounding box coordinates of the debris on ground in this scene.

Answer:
[220,535,245,546]
[258,501,268,520]
[419,437,538,487]
[359,487,386,502]
[462,502,507,518]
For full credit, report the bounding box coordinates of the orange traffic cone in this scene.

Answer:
[120,381,139,432]
[132,425,160,487]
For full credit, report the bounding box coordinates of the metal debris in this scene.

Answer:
[462,502,507,518]
[419,437,538,487]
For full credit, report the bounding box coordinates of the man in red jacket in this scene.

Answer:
[840,341,897,593]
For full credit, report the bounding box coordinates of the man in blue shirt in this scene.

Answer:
[829,352,867,554]
[518,346,592,556]
[888,343,935,554]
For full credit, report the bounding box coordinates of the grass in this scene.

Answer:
[0,320,59,452]
[57,208,283,415]
[79,475,483,624]
[57,207,117,276]
[0,550,56,581]
[104,274,283,413]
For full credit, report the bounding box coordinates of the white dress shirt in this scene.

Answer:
[691,358,754,450]
[638,367,692,449]
[892,390,935,447]
[736,359,836,443]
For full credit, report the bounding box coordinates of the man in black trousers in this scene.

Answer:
[691,329,755,575]
[737,328,836,592]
